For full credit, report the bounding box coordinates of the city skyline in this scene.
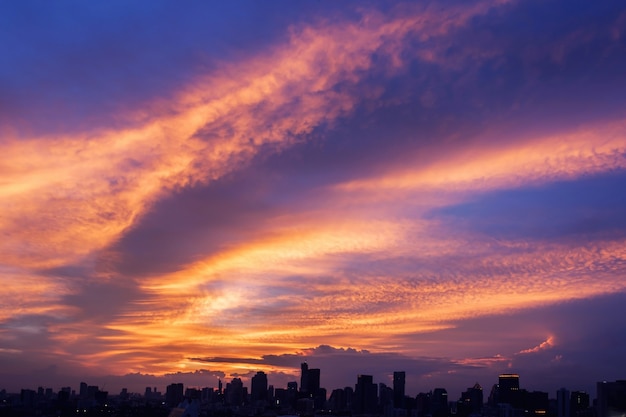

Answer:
[2,0,626,401]
[0,367,605,403]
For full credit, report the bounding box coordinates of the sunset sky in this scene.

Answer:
[2,0,626,399]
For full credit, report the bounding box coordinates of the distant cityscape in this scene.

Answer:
[1,365,624,417]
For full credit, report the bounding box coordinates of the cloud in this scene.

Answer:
[517,336,555,355]
[2,0,626,397]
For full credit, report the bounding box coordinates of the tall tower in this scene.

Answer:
[308,368,321,394]
[300,363,309,394]
[393,371,406,409]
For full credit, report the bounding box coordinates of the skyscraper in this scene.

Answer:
[393,371,405,409]
[596,380,626,417]
[300,362,321,400]
[557,388,570,417]
[251,371,268,403]
[459,383,483,415]
[225,378,244,406]
[300,363,309,394]
[431,388,448,417]
[570,391,589,416]
[308,368,321,395]
[354,374,378,414]
[498,374,520,406]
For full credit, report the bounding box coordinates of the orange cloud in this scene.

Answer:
[0,0,510,272]
[3,0,626,383]
[338,119,626,196]
[517,336,556,354]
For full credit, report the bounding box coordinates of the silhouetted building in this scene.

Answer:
[354,374,378,414]
[275,388,287,408]
[394,371,406,409]
[596,380,626,417]
[286,381,298,409]
[20,389,36,408]
[87,385,99,401]
[345,386,354,411]
[329,388,349,412]
[570,391,590,417]
[416,392,431,416]
[488,384,499,407]
[225,378,245,406]
[526,391,548,416]
[94,389,108,406]
[201,387,214,402]
[166,383,184,407]
[185,387,201,400]
[458,383,483,416]
[432,388,449,417]
[57,388,70,405]
[405,395,417,412]
[315,388,327,410]
[297,397,315,416]
[301,363,309,394]
[557,388,570,417]
[498,374,520,407]
[308,368,321,395]
[80,382,88,399]
[379,383,393,410]
[300,362,321,401]
[251,371,268,403]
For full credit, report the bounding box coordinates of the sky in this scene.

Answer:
[1,0,626,400]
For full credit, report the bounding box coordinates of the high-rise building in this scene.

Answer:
[308,368,321,395]
[225,378,244,406]
[301,363,309,394]
[432,388,449,417]
[300,362,321,399]
[459,383,483,415]
[393,371,406,409]
[329,388,348,412]
[557,388,570,417]
[526,391,549,416]
[287,381,298,409]
[416,392,431,415]
[498,374,520,406]
[314,387,327,410]
[166,383,184,407]
[596,380,626,417]
[79,382,88,399]
[570,391,590,416]
[379,383,393,409]
[251,371,268,403]
[354,374,378,414]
